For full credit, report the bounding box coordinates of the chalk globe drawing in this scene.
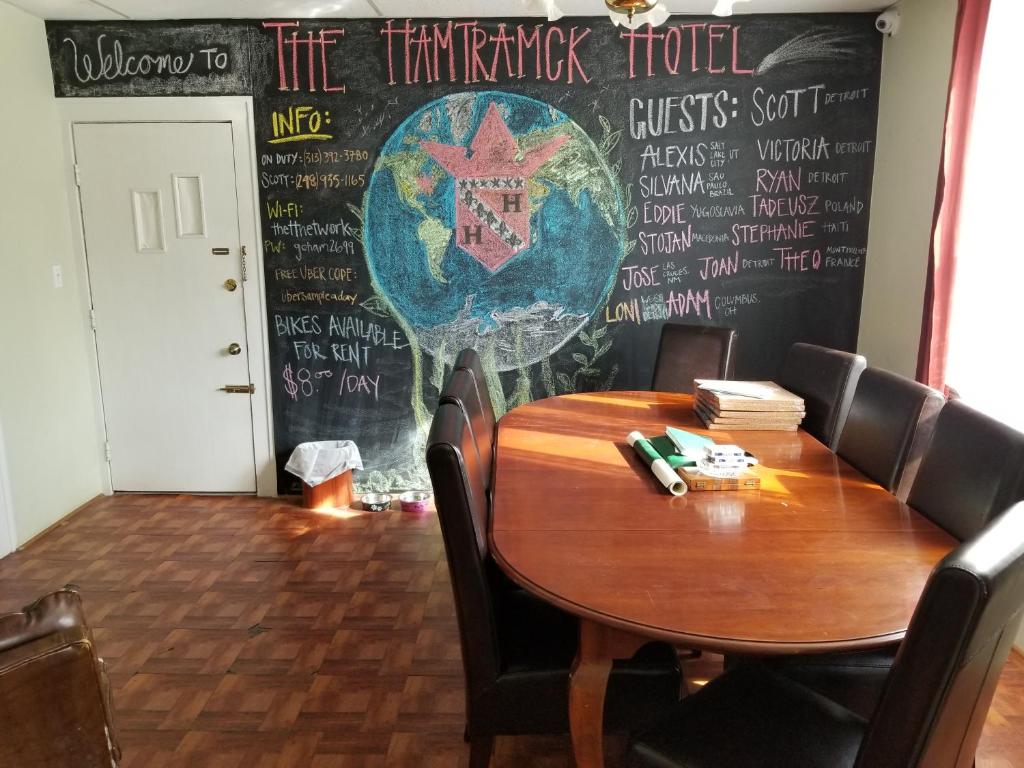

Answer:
[363,91,626,371]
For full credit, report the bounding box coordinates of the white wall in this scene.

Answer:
[858,0,957,376]
[0,2,105,548]
[0,418,16,554]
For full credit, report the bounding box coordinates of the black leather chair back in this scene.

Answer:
[426,403,502,704]
[907,400,1024,541]
[650,323,737,392]
[836,368,944,501]
[778,342,866,450]
[440,368,494,492]
[856,501,1024,768]
[454,347,498,428]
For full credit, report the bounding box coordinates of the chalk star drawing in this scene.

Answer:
[421,102,568,272]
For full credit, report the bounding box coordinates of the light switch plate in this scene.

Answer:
[52,265,63,288]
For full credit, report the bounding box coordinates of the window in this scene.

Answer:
[944,0,1023,431]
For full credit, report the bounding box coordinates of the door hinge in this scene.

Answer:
[74,164,82,186]
[240,245,248,282]
[104,441,112,462]
[89,308,97,330]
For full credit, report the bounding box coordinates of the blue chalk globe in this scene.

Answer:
[363,90,626,370]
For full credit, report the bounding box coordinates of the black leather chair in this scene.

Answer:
[777,343,866,450]
[440,368,495,493]
[441,363,525,607]
[906,399,1024,540]
[427,402,681,767]
[454,347,497,431]
[650,323,737,393]
[766,398,1024,718]
[835,368,945,501]
[627,500,1024,768]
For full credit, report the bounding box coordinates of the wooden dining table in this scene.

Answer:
[489,391,958,768]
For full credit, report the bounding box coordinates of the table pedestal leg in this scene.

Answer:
[569,619,650,768]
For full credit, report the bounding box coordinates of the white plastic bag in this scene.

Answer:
[284,440,363,487]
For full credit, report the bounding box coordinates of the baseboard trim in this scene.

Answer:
[16,494,103,551]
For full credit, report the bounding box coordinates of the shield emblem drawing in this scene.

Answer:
[422,102,567,272]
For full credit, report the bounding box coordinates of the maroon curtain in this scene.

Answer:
[916,0,992,391]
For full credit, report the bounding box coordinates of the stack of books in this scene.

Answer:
[693,380,805,431]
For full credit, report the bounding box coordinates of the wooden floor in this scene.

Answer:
[0,494,1022,767]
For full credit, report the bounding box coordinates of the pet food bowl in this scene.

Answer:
[361,493,392,512]
[398,490,432,513]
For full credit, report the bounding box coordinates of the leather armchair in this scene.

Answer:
[427,402,681,767]
[835,367,944,501]
[0,588,121,768]
[628,500,1024,768]
[777,342,866,450]
[650,323,737,393]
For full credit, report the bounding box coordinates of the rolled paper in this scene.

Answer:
[626,431,688,496]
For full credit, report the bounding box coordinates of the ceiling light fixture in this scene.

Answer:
[605,0,671,29]
[712,0,751,17]
[523,0,566,21]
[543,0,566,21]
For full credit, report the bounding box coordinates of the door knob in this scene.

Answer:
[224,279,238,292]
[227,343,242,356]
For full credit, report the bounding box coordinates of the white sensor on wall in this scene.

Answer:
[876,7,901,36]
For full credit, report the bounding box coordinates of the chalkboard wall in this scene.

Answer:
[48,15,882,493]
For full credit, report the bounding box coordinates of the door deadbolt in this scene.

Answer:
[224,279,238,292]
[227,343,242,356]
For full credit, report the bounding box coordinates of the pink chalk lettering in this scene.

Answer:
[262,21,346,93]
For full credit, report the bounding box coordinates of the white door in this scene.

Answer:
[74,122,256,493]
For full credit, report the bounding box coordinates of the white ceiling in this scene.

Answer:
[3,0,890,21]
